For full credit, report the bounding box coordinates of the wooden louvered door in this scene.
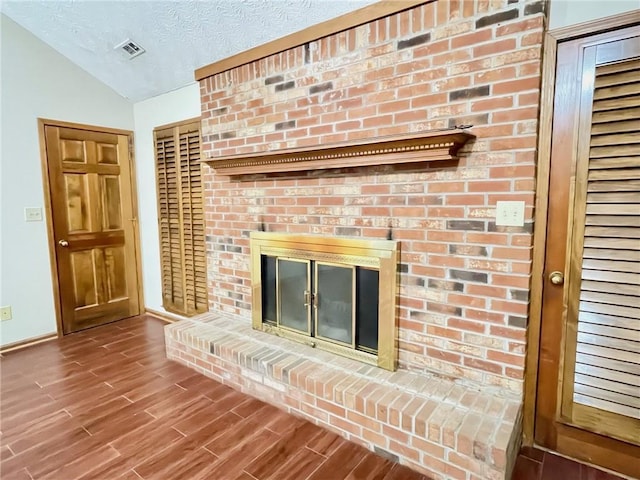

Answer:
[536,27,640,477]
[154,120,208,316]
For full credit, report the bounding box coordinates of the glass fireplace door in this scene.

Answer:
[261,254,379,354]
[315,262,355,347]
[277,258,311,334]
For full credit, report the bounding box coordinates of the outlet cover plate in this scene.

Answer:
[25,207,43,222]
[495,201,525,227]
[0,306,12,321]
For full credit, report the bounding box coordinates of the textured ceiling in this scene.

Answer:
[1,0,375,102]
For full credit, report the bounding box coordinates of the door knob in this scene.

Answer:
[58,239,69,247]
[549,271,564,285]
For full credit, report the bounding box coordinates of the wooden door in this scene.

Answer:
[154,120,208,316]
[43,124,141,334]
[536,26,640,477]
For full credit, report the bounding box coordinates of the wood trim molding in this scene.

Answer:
[0,333,58,354]
[145,308,188,323]
[38,119,65,337]
[194,0,430,80]
[127,135,146,314]
[205,128,475,176]
[37,118,133,136]
[523,10,640,447]
[523,30,557,447]
[549,10,640,40]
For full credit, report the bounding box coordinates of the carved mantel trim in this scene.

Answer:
[204,128,475,175]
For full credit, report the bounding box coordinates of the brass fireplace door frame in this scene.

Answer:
[250,232,399,371]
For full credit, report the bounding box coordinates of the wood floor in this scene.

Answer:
[0,316,427,480]
[0,316,629,480]
[512,447,627,480]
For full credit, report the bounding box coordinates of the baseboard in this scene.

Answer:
[145,308,188,323]
[0,332,59,354]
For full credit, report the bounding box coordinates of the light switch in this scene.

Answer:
[25,207,43,222]
[495,201,525,227]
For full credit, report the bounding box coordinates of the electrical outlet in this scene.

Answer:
[495,201,525,227]
[25,207,43,222]
[0,306,12,321]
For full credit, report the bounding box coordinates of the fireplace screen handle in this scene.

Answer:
[303,291,319,309]
[304,290,311,308]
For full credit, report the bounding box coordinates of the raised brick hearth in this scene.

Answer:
[167,0,547,478]
[166,315,523,479]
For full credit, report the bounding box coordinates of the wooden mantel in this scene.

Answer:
[204,128,475,176]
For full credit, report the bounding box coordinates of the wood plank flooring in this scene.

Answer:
[0,316,629,480]
[512,447,628,480]
[0,316,426,480]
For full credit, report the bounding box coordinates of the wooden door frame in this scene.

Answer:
[523,10,640,446]
[37,118,145,336]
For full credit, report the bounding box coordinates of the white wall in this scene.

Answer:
[549,0,639,29]
[0,14,134,346]
[132,84,201,314]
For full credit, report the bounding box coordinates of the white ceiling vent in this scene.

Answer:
[114,38,145,59]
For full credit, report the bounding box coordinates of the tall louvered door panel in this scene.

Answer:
[536,27,640,478]
[154,120,208,316]
[565,54,640,437]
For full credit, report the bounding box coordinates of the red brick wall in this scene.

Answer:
[199,0,545,393]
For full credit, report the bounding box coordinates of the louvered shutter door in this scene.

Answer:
[574,58,640,420]
[155,121,208,316]
[178,128,208,314]
[156,131,182,310]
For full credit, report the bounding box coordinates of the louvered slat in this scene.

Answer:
[573,58,640,419]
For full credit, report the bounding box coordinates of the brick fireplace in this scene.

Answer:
[165,0,545,478]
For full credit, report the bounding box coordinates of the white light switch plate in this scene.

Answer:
[25,207,43,222]
[495,201,525,227]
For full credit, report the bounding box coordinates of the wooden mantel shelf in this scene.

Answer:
[204,128,475,175]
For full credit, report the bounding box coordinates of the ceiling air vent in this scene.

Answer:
[114,39,145,59]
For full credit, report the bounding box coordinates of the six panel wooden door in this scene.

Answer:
[44,125,140,333]
[536,26,640,477]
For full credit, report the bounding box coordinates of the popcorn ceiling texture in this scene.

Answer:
[199,0,546,396]
[1,0,374,101]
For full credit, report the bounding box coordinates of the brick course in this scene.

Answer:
[195,0,545,473]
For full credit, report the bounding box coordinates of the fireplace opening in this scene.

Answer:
[250,232,398,370]
[261,256,380,353]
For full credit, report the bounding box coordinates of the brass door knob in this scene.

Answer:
[549,271,564,285]
[58,239,69,247]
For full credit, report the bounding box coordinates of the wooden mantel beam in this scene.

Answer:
[203,128,475,176]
